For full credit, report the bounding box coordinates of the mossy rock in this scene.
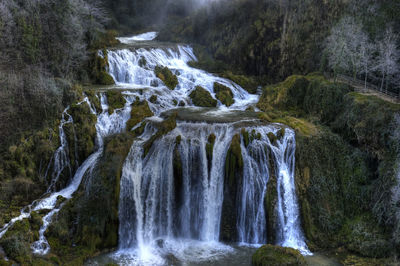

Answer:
[339,215,392,258]
[252,245,307,266]
[214,82,235,107]
[67,103,97,164]
[85,90,102,113]
[89,50,115,85]
[99,72,115,85]
[154,66,178,90]
[221,71,258,94]
[143,113,178,158]
[241,129,249,147]
[126,100,153,130]
[149,95,158,104]
[267,132,277,144]
[106,90,126,114]
[189,86,217,107]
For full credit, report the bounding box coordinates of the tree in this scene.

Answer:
[375,27,400,93]
[325,16,372,80]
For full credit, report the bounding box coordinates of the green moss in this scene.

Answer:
[189,86,217,107]
[241,129,249,147]
[106,90,126,114]
[85,90,102,113]
[149,95,158,104]
[277,128,285,140]
[252,244,307,266]
[0,219,35,264]
[225,134,243,187]
[265,150,278,244]
[139,57,147,67]
[89,50,115,85]
[214,82,235,107]
[267,132,277,144]
[206,134,216,166]
[221,71,258,94]
[67,103,97,164]
[126,100,153,130]
[339,215,392,258]
[143,113,177,158]
[155,66,178,90]
[99,72,115,85]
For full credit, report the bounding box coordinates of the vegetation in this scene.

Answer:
[214,82,235,107]
[252,244,307,266]
[154,66,179,90]
[189,86,217,107]
[258,74,400,258]
[126,100,153,130]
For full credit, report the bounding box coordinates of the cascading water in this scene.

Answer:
[270,129,310,255]
[0,93,132,255]
[106,45,258,115]
[116,122,310,264]
[1,32,311,264]
[236,126,310,254]
[104,32,311,265]
[31,94,132,254]
[45,108,73,192]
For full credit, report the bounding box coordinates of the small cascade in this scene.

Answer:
[45,108,73,192]
[31,94,132,254]
[269,129,310,255]
[0,106,74,239]
[106,45,258,114]
[237,127,272,245]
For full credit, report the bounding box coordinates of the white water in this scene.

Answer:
[31,94,132,254]
[44,108,73,192]
[269,129,310,255]
[107,45,258,116]
[117,122,236,265]
[117,123,310,265]
[117,32,158,44]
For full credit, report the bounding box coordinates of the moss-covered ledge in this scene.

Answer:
[252,244,307,266]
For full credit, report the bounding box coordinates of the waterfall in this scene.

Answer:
[106,45,258,114]
[2,32,311,263]
[117,121,310,264]
[238,127,310,254]
[45,108,73,192]
[237,127,271,245]
[31,94,132,254]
